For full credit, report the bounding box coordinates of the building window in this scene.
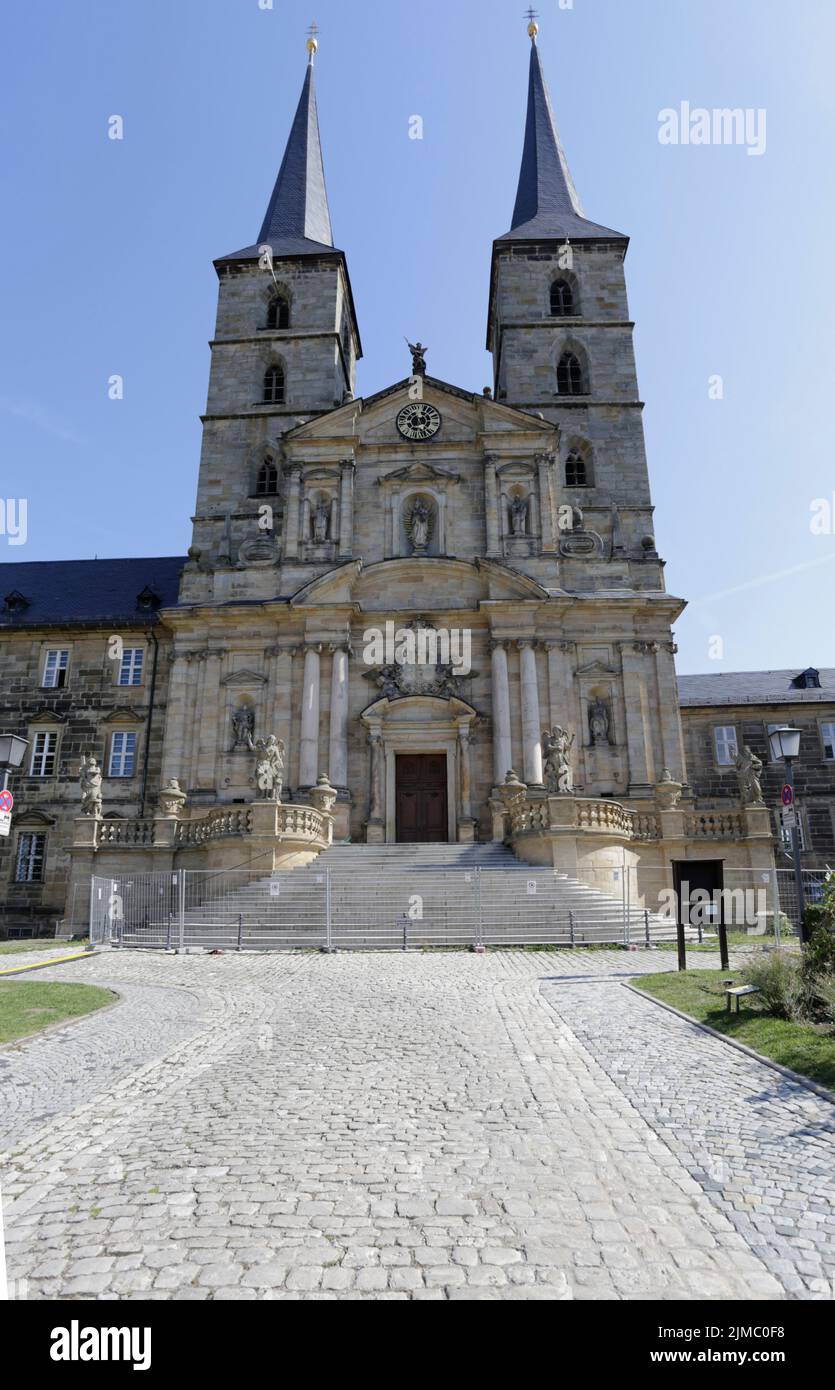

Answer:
[263,363,285,404]
[108,732,137,778]
[565,449,588,487]
[550,279,575,317]
[15,833,46,883]
[255,458,278,496]
[793,668,821,690]
[118,648,144,687]
[557,352,585,396]
[30,731,57,777]
[820,723,835,761]
[266,294,290,330]
[713,726,738,766]
[777,810,806,852]
[42,649,69,689]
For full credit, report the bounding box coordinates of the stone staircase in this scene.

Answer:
[123,842,685,951]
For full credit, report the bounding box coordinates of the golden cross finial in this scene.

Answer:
[525,7,539,41]
[307,21,319,64]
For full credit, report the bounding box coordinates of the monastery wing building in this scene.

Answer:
[1,24,812,937]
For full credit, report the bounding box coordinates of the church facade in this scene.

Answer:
[0,25,780,933]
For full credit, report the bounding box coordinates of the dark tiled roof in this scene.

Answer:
[218,63,339,264]
[678,669,835,708]
[0,557,185,628]
[498,40,627,244]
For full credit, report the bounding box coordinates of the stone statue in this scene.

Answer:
[408,499,430,552]
[246,732,285,802]
[79,755,103,817]
[736,746,764,806]
[230,705,255,751]
[408,340,428,376]
[374,664,402,700]
[510,494,529,537]
[312,498,330,544]
[542,727,575,795]
[588,698,611,747]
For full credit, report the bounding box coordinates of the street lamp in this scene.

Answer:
[0,733,29,790]
[768,725,806,945]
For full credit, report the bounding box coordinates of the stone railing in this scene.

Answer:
[176,807,253,847]
[686,810,745,841]
[275,805,329,840]
[510,796,660,842]
[96,819,156,847]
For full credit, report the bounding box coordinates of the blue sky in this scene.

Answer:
[1,0,834,675]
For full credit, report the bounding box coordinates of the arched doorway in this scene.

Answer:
[360,695,478,844]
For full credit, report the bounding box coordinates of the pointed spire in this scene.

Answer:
[499,20,626,242]
[219,29,339,262]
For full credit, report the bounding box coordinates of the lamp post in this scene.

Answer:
[0,733,29,791]
[768,725,806,946]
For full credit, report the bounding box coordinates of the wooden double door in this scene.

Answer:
[395,754,448,843]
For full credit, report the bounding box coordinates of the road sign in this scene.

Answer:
[782,808,798,830]
[0,790,12,814]
[781,785,794,807]
[0,811,11,838]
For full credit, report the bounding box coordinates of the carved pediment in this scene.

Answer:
[12,807,56,827]
[220,669,268,687]
[29,708,67,725]
[101,707,145,724]
[378,461,460,487]
[576,661,618,677]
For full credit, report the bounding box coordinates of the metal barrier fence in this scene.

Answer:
[87,862,818,952]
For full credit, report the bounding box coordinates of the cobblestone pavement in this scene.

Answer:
[0,948,826,1301]
[541,976,835,1299]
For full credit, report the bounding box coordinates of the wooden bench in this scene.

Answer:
[725,984,760,1014]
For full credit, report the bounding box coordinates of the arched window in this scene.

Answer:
[255,458,278,496]
[263,362,285,404]
[550,279,575,317]
[266,294,290,330]
[557,351,585,396]
[565,449,589,487]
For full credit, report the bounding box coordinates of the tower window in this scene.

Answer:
[565,449,589,487]
[557,352,585,396]
[266,294,290,330]
[256,458,278,496]
[263,363,285,404]
[550,279,575,317]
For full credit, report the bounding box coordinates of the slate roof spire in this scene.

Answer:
[219,30,339,262]
[499,20,626,243]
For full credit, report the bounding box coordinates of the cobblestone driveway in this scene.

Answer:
[1,948,831,1301]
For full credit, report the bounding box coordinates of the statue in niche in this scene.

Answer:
[735,746,765,807]
[407,498,431,552]
[588,698,612,747]
[79,754,103,817]
[312,498,330,544]
[510,494,529,537]
[230,705,255,752]
[246,732,286,802]
[542,727,575,794]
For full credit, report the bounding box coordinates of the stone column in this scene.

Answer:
[299,644,322,787]
[161,649,191,784]
[537,452,556,552]
[654,642,687,784]
[365,727,385,843]
[338,459,355,557]
[621,643,654,795]
[518,640,544,786]
[458,727,472,819]
[490,640,513,786]
[484,457,501,557]
[195,649,226,789]
[328,645,350,789]
[284,465,302,559]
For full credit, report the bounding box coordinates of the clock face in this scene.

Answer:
[396,402,442,441]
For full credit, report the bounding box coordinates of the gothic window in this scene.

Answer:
[255,458,279,496]
[565,449,590,488]
[266,294,290,330]
[263,362,285,404]
[550,279,575,317]
[557,352,586,396]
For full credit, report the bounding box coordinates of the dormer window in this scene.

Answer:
[3,590,29,615]
[793,668,821,690]
[136,586,161,613]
